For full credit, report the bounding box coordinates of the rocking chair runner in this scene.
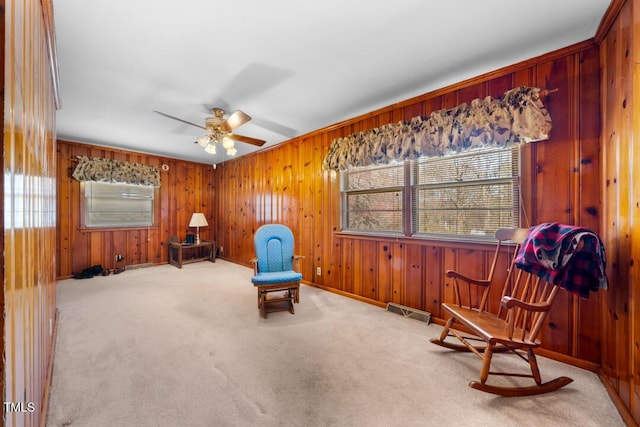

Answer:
[430,227,575,396]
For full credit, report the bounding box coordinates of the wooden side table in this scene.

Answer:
[168,240,216,268]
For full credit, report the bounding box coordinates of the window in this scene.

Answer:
[341,163,405,233]
[82,181,154,228]
[341,146,520,240]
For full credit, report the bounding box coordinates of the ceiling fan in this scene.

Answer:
[154,108,266,156]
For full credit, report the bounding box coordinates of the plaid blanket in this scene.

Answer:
[514,222,608,299]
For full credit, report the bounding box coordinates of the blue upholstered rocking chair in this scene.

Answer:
[250,224,304,318]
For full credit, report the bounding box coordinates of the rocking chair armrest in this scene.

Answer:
[250,257,258,275]
[446,270,491,287]
[501,296,551,312]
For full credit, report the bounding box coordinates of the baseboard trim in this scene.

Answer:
[534,348,600,373]
[598,370,638,427]
[302,282,387,309]
[40,308,59,427]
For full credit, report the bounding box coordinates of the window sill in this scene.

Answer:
[335,230,501,248]
[78,225,158,233]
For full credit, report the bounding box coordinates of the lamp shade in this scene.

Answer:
[188,213,208,227]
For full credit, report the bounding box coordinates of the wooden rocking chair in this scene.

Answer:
[430,227,574,396]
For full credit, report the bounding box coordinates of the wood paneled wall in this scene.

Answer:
[213,41,605,367]
[599,0,640,424]
[56,141,216,278]
[2,1,59,426]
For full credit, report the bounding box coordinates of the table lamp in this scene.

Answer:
[188,213,208,244]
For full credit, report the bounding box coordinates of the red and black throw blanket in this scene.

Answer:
[514,222,608,299]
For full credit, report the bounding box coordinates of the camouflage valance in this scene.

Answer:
[322,86,553,171]
[72,155,161,187]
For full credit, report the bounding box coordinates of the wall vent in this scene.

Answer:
[386,302,431,324]
[125,263,154,270]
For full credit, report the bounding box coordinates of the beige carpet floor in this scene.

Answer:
[46,260,625,427]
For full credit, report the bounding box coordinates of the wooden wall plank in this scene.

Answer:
[423,247,442,316]
[377,243,393,304]
[457,83,485,105]
[404,245,424,310]
[360,241,378,300]
[576,45,604,364]
[3,1,58,425]
[352,240,363,296]
[341,238,354,294]
[599,0,638,422]
[536,58,574,224]
[390,242,405,305]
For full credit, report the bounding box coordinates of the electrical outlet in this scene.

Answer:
[115,254,123,262]
[316,267,321,276]
[220,246,224,254]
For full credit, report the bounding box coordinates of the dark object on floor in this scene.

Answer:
[113,267,126,274]
[73,264,103,279]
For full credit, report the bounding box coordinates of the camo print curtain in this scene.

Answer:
[72,155,161,187]
[322,86,553,171]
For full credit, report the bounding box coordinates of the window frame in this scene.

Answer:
[79,181,159,231]
[341,162,406,236]
[340,146,521,242]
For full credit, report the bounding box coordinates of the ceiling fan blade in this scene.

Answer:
[221,110,251,132]
[226,133,266,147]
[153,110,206,130]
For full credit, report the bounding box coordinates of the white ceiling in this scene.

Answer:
[53,0,611,165]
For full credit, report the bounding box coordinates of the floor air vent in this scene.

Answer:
[386,302,431,324]
[125,263,154,270]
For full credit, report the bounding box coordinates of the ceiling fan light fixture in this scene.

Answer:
[197,135,211,147]
[204,143,217,155]
[154,106,266,158]
[222,137,235,150]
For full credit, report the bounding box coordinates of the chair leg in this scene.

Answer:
[292,285,300,303]
[479,344,494,384]
[429,316,459,348]
[527,347,542,385]
[288,289,295,314]
[438,317,455,341]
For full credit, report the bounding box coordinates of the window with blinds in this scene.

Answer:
[83,181,154,228]
[340,146,520,240]
[342,163,405,233]
[413,147,520,239]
